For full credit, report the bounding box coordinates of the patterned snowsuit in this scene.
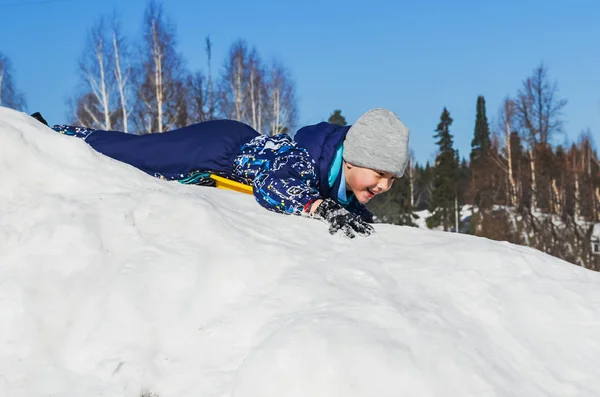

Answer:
[51,119,373,222]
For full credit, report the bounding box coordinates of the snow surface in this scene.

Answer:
[2,106,600,397]
[412,207,472,231]
[593,223,600,240]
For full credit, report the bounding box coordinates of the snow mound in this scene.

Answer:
[2,106,600,397]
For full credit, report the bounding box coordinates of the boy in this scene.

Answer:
[41,108,410,238]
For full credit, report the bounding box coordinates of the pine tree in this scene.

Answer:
[456,152,470,225]
[468,95,493,209]
[428,107,457,231]
[470,95,491,162]
[328,109,347,126]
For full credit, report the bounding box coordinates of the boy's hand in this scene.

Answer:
[311,198,374,238]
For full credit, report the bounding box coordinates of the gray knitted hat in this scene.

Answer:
[342,108,410,177]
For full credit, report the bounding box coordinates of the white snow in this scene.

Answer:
[412,206,472,231]
[593,223,600,240]
[2,105,600,397]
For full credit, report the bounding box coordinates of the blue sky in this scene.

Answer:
[1,0,599,164]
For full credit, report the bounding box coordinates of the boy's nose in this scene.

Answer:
[377,178,392,192]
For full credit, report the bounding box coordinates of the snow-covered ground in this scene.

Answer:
[2,106,600,397]
[412,206,472,231]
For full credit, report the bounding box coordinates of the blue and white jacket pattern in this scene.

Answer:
[51,120,373,222]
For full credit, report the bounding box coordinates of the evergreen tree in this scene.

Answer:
[455,150,470,231]
[470,95,491,162]
[428,107,457,231]
[468,95,493,209]
[328,109,347,126]
[459,156,473,231]
[457,152,469,204]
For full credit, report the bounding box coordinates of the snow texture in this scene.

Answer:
[2,106,600,397]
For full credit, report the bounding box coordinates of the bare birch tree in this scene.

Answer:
[111,15,132,132]
[187,70,208,122]
[75,18,115,129]
[568,141,584,221]
[266,60,297,136]
[187,36,219,123]
[135,0,187,133]
[499,97,518,207]
[218,39,297,135]
[514,63,567,213]
[0,52,26,110]
[70,13,132,131]
[219,40,250,123]
[247,48,265,132]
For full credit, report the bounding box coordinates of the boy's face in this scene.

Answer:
[344,162,397,204]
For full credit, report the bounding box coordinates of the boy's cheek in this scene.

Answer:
[355,190,372,204]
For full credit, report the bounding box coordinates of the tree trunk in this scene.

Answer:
[80,102,102,127]
[409,158,414,209]
[83,34,112,130]
[505,103,517,207]
[97,42,111,130]
[113,31,128,132]
[455,194,459,232]
[235,53,242,121]
[258,88,263,134]
[529,148,537,213]
[152,20,164,133]
[574,172,580,221]
[250,64,257,130]
[551,179,561,215]
[592,187,600,222]
[271,82,281,136]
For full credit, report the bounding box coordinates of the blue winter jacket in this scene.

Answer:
[52,120,373,221]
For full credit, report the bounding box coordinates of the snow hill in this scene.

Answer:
[2,106,600,397]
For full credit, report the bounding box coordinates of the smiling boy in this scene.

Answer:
[291,108,410,237]
[45,108,410,238]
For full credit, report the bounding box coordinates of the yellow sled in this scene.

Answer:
[209,174,253,195]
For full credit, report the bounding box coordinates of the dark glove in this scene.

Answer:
[312,198,374,238]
